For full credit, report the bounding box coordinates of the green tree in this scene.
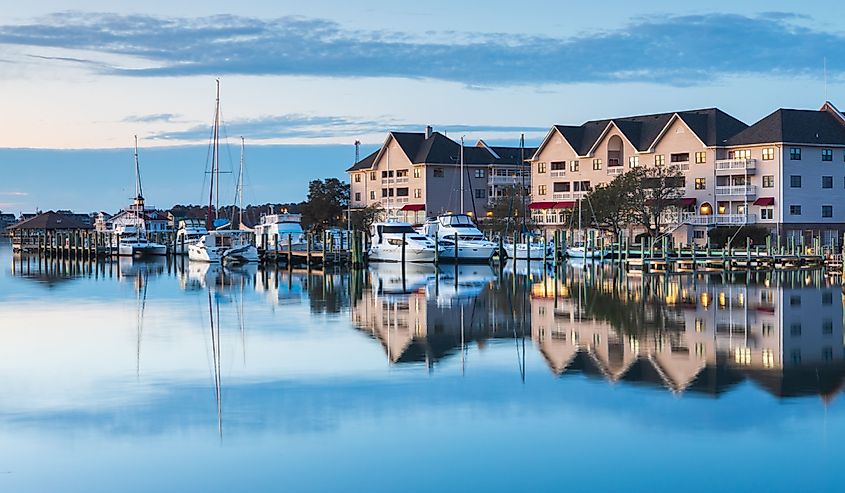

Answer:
[627,166,686,239]
[349,203,384,232]
[585,171,640,241]
[301,178,349,231]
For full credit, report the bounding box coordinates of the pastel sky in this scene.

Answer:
[1,0,843,212]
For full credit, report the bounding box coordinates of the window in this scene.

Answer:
[823,347,834,362]
[823,205,833,218]
[823,176,833,188]
[762,323,774,337]
[553,182,570,192]
[823,319,834,335]
[790,295,801,306]
[538,162,546,173]
[370,172,377,181]
[762,147,775,160]
[474,169,485,178]
[654,154,665,166]
[790,205,802,215]
[354,174,361,183]
[592,159,602,170]
[538,185,547,196]
[474,189,486,199]
[433,168,444,177]
[381,170,393,178]
[822,148,833,161]
[369,191,376,200]
[729,149,751,159]
[790,323,802,336]
[569,160,579,172]
[551,161,566,171]
[823,292,833,305]
[413,168,421,178]
[381,188,394,197]
[629,156,640,168]
[761,208,773,220]
[790,175,801,188]
[695,151,706,164]
[396,187,409,197]
[573,181,591,192]
[396,169,408,177]
[413,188,421,198]
[695,177,706,190]
[671,153,689,163]
[354,192,361,201]
[693,230,705,239]
[790,147,801,160]
[762,175,774,188]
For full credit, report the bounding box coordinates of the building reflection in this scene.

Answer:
[352,262,845,400]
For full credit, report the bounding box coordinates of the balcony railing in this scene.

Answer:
[715,185,757,197]
[550,170,567,178]
[532,214,566,225]
[607,166,624,176]
[715,158,757,173]
[551,191,586,200]
[488,175,527,185]
[669,161,690,171]
[681,212,757,226]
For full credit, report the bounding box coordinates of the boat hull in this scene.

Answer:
[566,247,606,259]
[118,243,167,257]
[437,243,496,262]
[369,246,437,263]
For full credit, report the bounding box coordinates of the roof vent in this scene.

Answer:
[425,126,433,139]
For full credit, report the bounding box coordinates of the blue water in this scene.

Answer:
[0,241,843,492]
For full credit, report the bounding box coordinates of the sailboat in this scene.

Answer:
[565,190,606,259]
[503,133,550,260]
[188,81,259,264]
[117,136,167,256]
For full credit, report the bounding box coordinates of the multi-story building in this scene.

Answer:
[530,102,845,245]
[348,127,533,224]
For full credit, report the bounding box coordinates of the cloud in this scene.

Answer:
[0,191,28,196]
[147,114,547,141]
[122,113,180,123]
[0,11,842,86]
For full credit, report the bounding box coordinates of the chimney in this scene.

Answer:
[425,125,433,139]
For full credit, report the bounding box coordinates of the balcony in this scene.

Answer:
[381,177,409,185]
[532,214,566,225]
[488,175,527,186]
[550,170,567,178]
[669,161,690,171]
[552,191,586,200]
[681,212,757,226]
[716,185,757,197]
[607,166,624,176]
[715,158,757,174]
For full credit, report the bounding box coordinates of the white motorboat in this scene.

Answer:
[503,239,549,260]
[254,212,308,251]
[116,225,167,256]
[174,218,208,255]
[189,230,259,264]
[566,244,607,259]
[418,214,497,262]
[368,220,438,263]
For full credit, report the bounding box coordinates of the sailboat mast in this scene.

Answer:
[520,133,526,235]
[460,136,465,213]
[133,135,143,231]
[207,80,220,230]
[239,137,245,228]
[214,79,221,222]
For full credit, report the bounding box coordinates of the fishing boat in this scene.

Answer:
[116,137,167,257]
[188,81,259,264]
[419,214,497,262]
[368,220,438,262]
[254,211,308,251]
[174,218,208,255]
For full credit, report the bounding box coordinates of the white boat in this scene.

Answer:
[174,218,208,255]
[254,212,308,251]
[503,239,549,260]
[368,220,438,263]
[418,214,497,262]
[188,230,259,263]
[566,244,607,259]
[116,225,167,256]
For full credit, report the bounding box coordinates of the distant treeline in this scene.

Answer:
[168,203,304,229]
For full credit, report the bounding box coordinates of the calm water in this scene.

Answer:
[1,239,844,492]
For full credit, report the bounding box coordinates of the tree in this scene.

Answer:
[627,166,686,239]
[349,203,384,232]
[585,171,640,241]
[483,185,532,234]
[301,178,349,231]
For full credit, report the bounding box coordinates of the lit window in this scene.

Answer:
[762,175,774,188]
[695,178,706,190]
[474,169,485,178]
[413,189,421,198]
[592,159,602,170]
[538,162,547,173]
[538,185,547,195]
[762,147,775,160]
[569,160,579,172]
[629,156,639,168]
[694,151,706,164]
[654,154,665,166]
[413,168,421,178]
[762,349,774,368]
[822,148,833,161]
[396,169,408,177]
[729,149,751,159]
[695,318,705,332]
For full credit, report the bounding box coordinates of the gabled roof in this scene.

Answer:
[538,108,748,158]
[347,130,534,171]
[8,211,93,230]
[727,105,845,146]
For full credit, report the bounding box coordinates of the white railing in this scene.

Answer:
[381,177,409,184]
[716,185,757,196]
[607,167,624,176]
[550,170,566,178]
[488,175,526,185]
[681,212,757,226]
[533,214,566,225]
[715,158,757,171]
[553,192,571,200]
[669,161,690,171]
[394,197,410,204]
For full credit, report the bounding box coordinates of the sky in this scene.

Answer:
[1,0,844,213]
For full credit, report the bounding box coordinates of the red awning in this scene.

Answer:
[400,204,425,211]
[554,201,576,209]
[753,197,775,206]
[678,197,696,206]
[528,201,557,210]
